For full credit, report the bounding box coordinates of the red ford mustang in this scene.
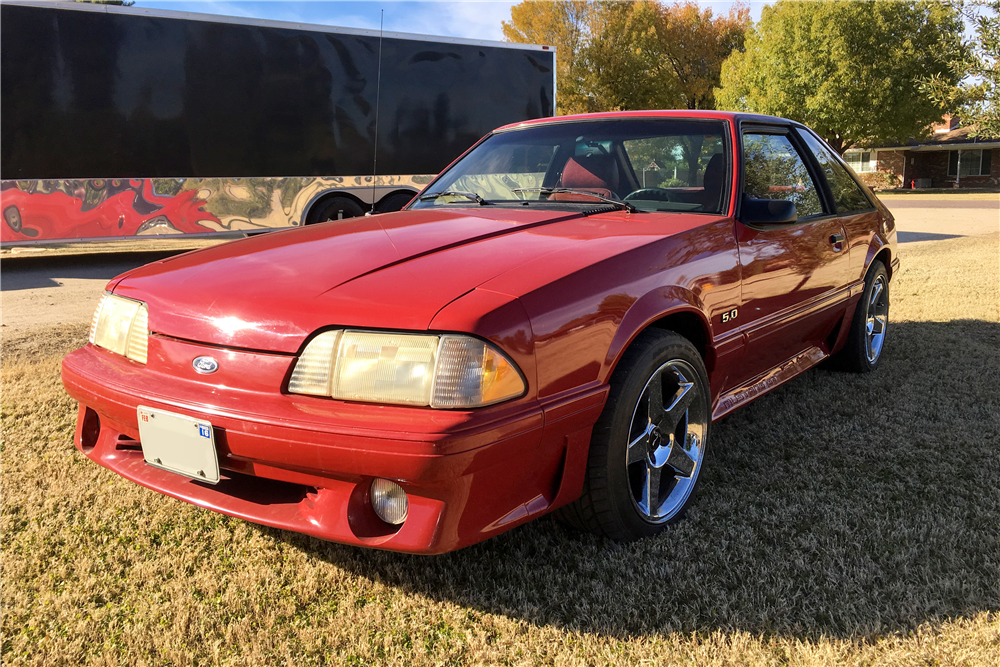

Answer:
[62,111,897,554]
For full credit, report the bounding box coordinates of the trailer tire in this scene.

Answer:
[305,196,364,224]
[374,192,416,214]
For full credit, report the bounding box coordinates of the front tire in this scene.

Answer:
[558,329,711,541]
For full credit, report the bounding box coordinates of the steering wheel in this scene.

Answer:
[624,188,676,202]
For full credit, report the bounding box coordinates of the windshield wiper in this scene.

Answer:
[511,187,637,213]
[418,190,490,205]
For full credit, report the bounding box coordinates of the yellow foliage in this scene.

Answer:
[503,1,751,113]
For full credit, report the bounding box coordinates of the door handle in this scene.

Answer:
[830,233,845,244]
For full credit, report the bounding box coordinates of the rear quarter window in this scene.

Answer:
[799,131,873,214]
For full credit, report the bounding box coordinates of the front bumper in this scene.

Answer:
[61,335,606,554]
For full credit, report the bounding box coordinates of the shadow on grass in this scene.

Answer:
[274,319,1000,640]
[896,231,964,244]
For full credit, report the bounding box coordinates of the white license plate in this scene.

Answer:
[137,406,220,484]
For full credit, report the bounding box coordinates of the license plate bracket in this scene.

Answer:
[137,406,220,484]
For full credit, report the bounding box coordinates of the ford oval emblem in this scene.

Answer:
[192,356,219,374]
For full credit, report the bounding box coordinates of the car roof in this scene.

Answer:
[495,109,804,132]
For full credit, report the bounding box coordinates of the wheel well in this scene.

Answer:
[379,189,417,205]
[874,248,893,279]
[646,310,712,370]
[374,189,419,213]
[304,192,369,224]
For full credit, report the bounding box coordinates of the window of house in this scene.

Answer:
[948,149,992,177]
[844,151,875,173]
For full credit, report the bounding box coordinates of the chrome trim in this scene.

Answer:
[192,356,220,375]
[713,346,826,420]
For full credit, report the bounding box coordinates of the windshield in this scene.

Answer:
[411,119,730,214]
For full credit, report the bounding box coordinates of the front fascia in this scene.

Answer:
[61,330,603,554]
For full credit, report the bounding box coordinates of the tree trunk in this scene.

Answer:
[683,136,704,184]
[824,133,847,155]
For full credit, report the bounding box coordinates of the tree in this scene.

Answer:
[657,1,750,109]
[922,0,1000,138]
[578,1,681,112]
[716,0,967,153]
[503,1,750,114]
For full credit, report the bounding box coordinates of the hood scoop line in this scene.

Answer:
[151,331,299,357]
[323,210,603,296]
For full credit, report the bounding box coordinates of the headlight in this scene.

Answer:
[288,330,526,408]
[89,293,149,364]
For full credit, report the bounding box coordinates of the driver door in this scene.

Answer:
[734,127,853,383]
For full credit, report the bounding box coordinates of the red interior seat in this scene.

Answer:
[551,155,617,201]
[697,153,725,211]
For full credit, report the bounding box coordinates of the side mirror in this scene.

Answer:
[741,194,798,227]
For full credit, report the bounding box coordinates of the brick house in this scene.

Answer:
[843,116,1000,190]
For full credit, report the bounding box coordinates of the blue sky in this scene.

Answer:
[131,1,767,42]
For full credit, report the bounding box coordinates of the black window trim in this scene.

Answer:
[736,121,834,225]
[795,126,876,215]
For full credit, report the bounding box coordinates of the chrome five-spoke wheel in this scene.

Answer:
[829,259,889,373]
[865,273,888,364]
[626,359,708,523]
[557,329,712,541]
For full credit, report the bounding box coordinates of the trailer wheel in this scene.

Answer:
[305,196,364,224]
[374,192,416,214]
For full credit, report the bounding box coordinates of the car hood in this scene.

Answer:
[112,207,713,353]
[111,208,590,352]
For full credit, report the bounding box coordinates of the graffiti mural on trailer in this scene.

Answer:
[0,174,431,242]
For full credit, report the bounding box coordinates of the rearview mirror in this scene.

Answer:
[740,194,797,227]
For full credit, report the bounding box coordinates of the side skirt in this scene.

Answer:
[711,346,827,421]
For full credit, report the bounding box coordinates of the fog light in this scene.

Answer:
[80,407,101,453]
[370,478,408,525]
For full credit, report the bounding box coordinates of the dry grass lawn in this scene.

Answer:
[2,233,999,666]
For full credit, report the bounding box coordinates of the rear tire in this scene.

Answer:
[305,196,364,224]
[557,329,711,541]
[828,260,889,373]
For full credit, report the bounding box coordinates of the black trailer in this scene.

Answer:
[0,0,556,243]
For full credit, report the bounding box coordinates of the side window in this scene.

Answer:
[742,132,824,217]
[799,131,873,214]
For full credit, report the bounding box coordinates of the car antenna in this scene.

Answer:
[367,9,384,217]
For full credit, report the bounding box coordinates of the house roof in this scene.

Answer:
[923,125,988,144]
[848,124,1000,152]
[909,125,1000,151]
